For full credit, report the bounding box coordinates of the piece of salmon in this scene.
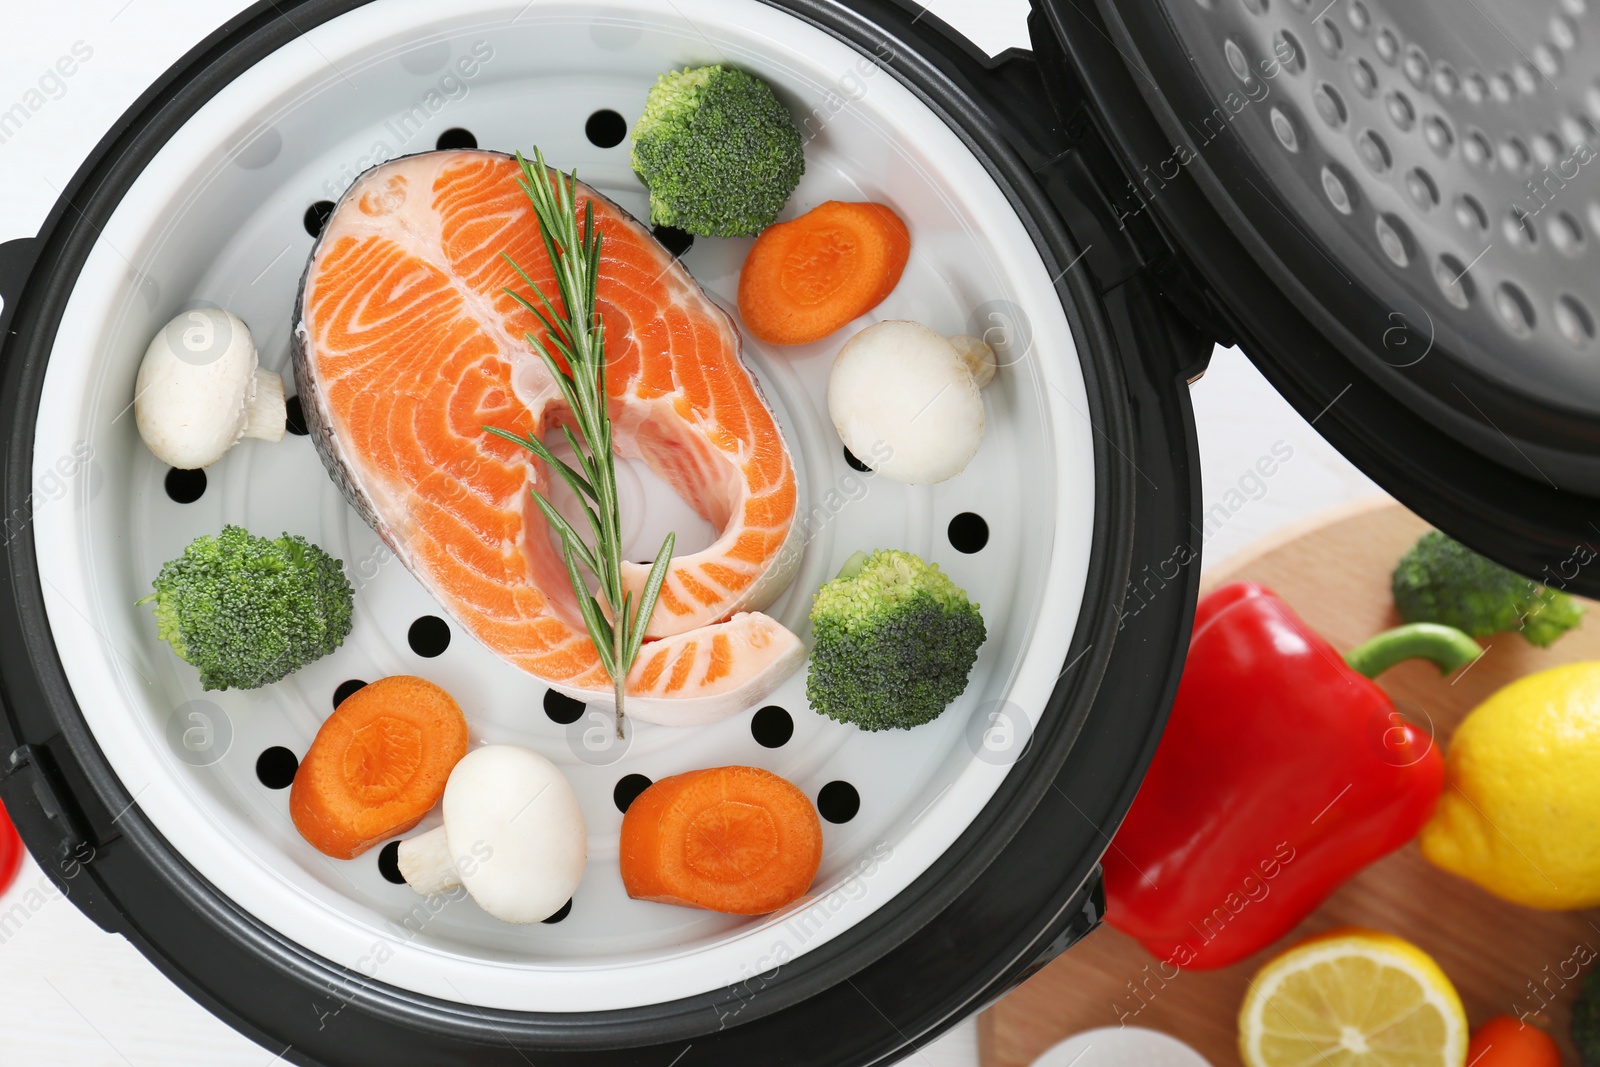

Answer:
[293,151,803,726]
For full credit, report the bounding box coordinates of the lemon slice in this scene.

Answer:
[1238,928,1468,1067]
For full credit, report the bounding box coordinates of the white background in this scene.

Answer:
[0,0,1382,1063]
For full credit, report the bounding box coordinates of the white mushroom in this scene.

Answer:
[827,320,991,485]
[134,307,286,469]
[397,745,586,924]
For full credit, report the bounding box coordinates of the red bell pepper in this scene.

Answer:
[1103,581,1477,971]
[0,799,22,898]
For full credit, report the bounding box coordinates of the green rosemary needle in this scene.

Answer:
[486,147,674,737]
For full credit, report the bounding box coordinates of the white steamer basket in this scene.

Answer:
[30,0,1093,1013]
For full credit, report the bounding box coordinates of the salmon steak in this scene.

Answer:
[293,150,803,726]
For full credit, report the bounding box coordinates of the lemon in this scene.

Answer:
[1238,928,1467,1067]
[1420,661,1600,909]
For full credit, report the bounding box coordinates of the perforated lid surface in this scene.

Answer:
[1162,0,1600,405]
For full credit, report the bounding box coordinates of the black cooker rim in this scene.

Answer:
[0,0,1199,1063]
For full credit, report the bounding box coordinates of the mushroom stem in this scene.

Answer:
[243,368,287,443]
[946,335,997,389]
[397,825,461,896]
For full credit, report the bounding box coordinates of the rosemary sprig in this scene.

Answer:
[486,147,674,737]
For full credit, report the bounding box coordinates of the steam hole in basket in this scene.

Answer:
[817,781,860,824]
[377,840,406,884]
[751,705,794,748]
[614,773,653,813]
[947,512,989,554]
[254,746,299,789]
[543,690,585,724]
[333,679,368,709]
[585,109,628,148]
[303,201,335,238]
[407,615,451,657]
[843,446,872,473]
[284,395,309,436]
[164,467,206,504]
[541,898,573,924]
[652,224,694,258]
[435,127,477,150]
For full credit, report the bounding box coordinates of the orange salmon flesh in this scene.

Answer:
[294,151,804,725]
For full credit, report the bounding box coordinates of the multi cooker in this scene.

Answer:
[0,0,1592,1063]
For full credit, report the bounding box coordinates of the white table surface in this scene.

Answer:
[0,1,1382,1063]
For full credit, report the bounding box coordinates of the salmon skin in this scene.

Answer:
[293,150,803,726]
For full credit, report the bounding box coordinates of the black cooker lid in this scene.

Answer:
[1033,0,1600,595]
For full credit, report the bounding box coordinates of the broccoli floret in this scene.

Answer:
[806,549,986,731]
[630,65,804,237]
[140,525,353,690]
[1576,968,1600,1066]
[1392,530,1582,648]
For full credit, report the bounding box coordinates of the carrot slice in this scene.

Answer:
[737,201,910,346]
[290,675,469,859]
[620,765,823,914]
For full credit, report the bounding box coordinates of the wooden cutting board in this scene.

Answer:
[980,497,1600,1067]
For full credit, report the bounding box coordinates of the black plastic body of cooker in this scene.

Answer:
[0,0,1208,1064]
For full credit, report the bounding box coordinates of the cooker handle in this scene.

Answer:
[0,237,40,343]
[0,744,126,935]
